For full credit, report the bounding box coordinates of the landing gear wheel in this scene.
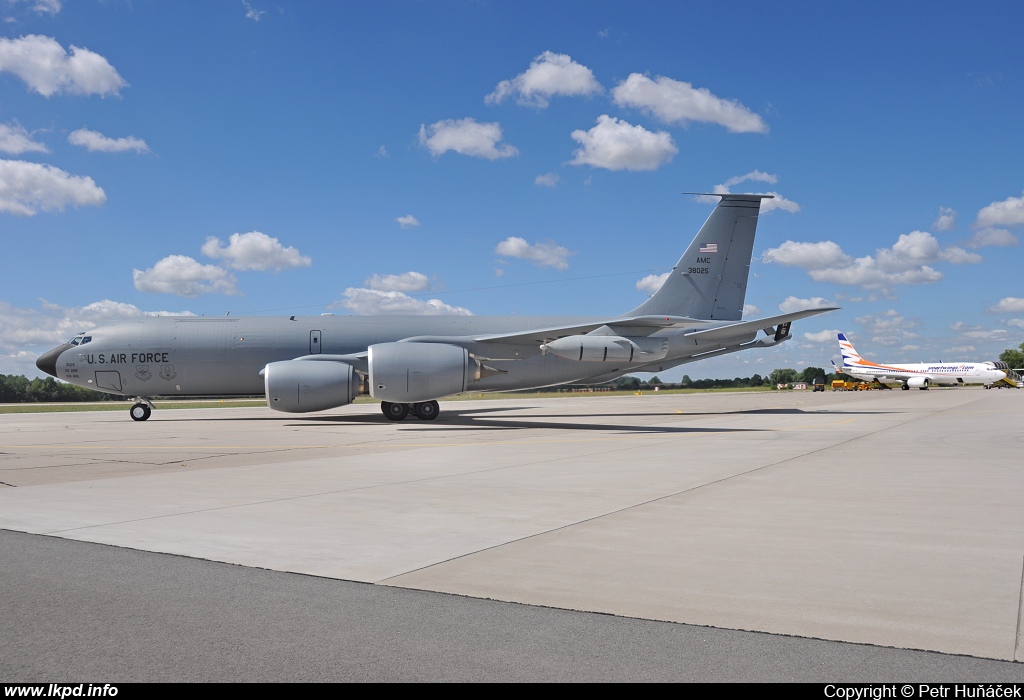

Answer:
[130,403,151,421]
[901,384,909,391]
[381,401,409,421]
[413,400,439,421]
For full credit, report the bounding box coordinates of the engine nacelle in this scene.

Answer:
[369,342,475,403]
[541,335,638,362]
[264,360,358,413]
[907,376,929,389]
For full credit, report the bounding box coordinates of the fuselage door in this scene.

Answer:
[95,371,122,392]
[310,330,321,355]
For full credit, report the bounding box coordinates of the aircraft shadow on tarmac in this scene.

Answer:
[284,409,765,435]
[152,405,890,434]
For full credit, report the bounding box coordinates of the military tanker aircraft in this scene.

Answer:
[36,194,837,421]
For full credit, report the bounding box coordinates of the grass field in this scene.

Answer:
[0,386,781,414]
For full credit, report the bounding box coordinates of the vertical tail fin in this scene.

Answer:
[628,194,772,320]
[837,332,862,367]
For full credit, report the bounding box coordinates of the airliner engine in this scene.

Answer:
[907,376,929,389]
[368,342,499,403]
[264,360,360,412]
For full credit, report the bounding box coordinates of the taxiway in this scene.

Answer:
[2,389,1023,679]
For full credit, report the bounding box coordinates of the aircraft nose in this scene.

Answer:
[35,344,71,378]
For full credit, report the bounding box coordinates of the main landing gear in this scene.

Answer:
[380,400,439,422]
[129,398,155,422]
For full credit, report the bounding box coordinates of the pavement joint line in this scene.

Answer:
[0,435,728,450]
[376,396,986,585]
[35,433,709,537]
[0,418,851,452]
[1015,554,1024,662]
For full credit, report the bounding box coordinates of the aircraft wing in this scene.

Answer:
[401,315,709,350]
[471,315,710,344]
[681,307,839,343]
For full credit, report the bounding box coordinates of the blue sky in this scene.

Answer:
[2,0,1023,381]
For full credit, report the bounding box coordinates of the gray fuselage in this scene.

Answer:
[42,314,718,399]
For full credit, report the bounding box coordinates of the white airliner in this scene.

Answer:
[834,333,1007,390]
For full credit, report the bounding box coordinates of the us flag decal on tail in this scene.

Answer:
[699,243,718,253]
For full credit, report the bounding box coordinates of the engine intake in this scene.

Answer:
[264,360,359,413]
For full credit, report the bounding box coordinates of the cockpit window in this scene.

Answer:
[80,336,92,345]
[67,333,86,346]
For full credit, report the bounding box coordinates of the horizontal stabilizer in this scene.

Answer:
[683,307,839,344]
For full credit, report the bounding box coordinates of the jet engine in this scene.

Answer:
[264,360,360,413]
[369,342,497,403]
[907,376,929,389]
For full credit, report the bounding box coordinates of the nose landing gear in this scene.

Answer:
[129,398,155,421]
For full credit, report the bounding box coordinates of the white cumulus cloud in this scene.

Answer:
[975,191,1024,229]
[965,227,1018,249]
[636,272,670,295]
[242,0,265,21]
[364,271,431,293]
[0,159,105,216]
[334,288,471,316]
[724,170,777,188]
[932,207,956,231]
[396,214,420,229]
[534,172,560,188]
[779,296,835,313]
[418,118,518,160]
[804,329,842,343]
[0,121,48,154]
[133,256,238,297]
[6,0,61,15]
[486,51,602,108]
[854,310,920,336]
[201,231,311,271]
[961,328,1010,341]
[989,297,1024,314]
[68,128,150,154]
[763,230,979,292]
[696,172,800,213]
[762,241,851,269]
[495,236,574,270]
[1006,319,1024,330]
[742,304,760,317]
[0,34,127,97]
[611,73,767,133]
[569,115,676,172]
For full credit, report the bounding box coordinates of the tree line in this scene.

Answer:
[999,341,1024,371]
[607,366,834,391]
[0,375,123,403]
